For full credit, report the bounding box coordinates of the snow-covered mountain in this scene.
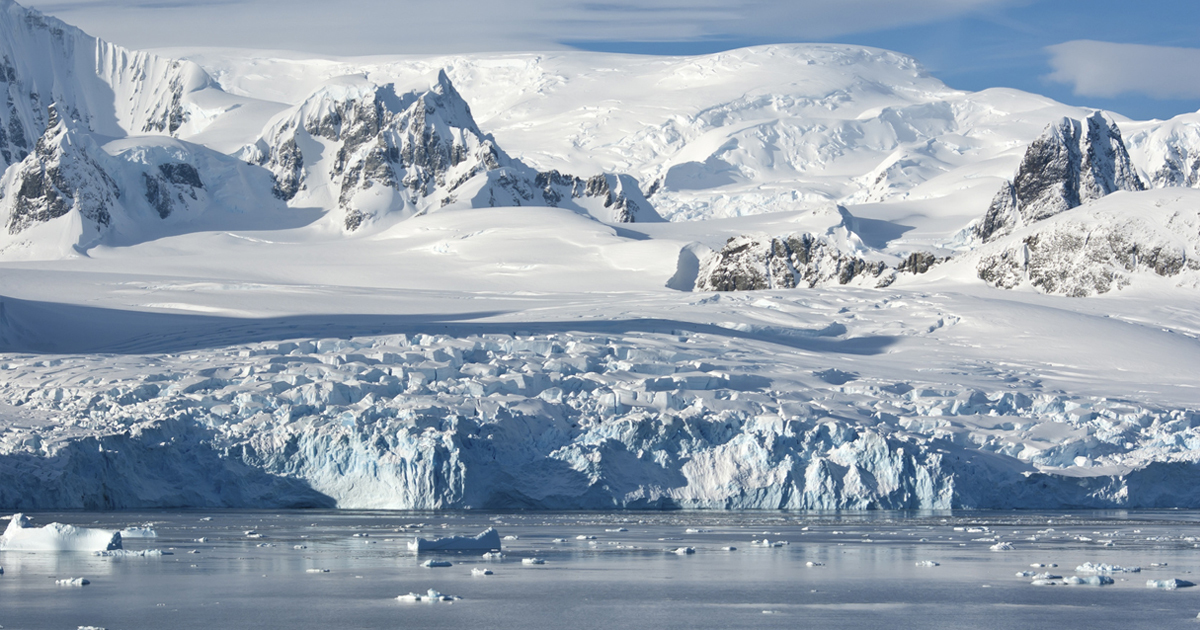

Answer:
[1,0,1199,511]
[242,71,657,231]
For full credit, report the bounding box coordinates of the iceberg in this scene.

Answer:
[408,528,501,552]
[0,514,121,552]
[1147,579,1195,590]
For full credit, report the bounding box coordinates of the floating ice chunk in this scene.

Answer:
[482,551,504,560]
[306,569,330,573]
[1064,576,1113,586]
[723,546,737,552]
[119,527,157,539]
[807,561,824,567]
[1031,579,1057,586]
[93,549,166,557]
[503,535,519,541]
[1030,563,1046,568]
[673,547,696,555]
[752,539,787,547]
[914,561,940,567]
[1147,579,1196,590]
[989,542,1014,551]
[606,528,628,533]
[195,538,209,543]
[471,568,493,576]
[1076,563,1140,574]
[294,545,307,550]
[1032,573,1062,580]
[1016,571,1036,577]
[78,626,106,630]
[421,560,452,568]
[397,589,459,602]
[409,528,501,552]
[521,558,545,565]
[56,578,90,586]
[1,514,121,552]
[552,538,566,543]
[576,535,596,540]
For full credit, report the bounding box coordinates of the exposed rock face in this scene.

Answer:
[974,112,1145,243]
[695,233,944,291]
[246,71,658,231]
[0,106,118,236]
[142,162,203,219]
[976,193,1200,296]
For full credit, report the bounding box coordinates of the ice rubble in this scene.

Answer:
[55,577,89,586]
[397,589,459,602]
[0,514,120,551]
[408,527,501,552]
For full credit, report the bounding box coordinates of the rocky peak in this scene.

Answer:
[0,103,119,237]
[973,111,1145,243]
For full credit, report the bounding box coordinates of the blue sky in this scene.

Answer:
[23,0,1200,120]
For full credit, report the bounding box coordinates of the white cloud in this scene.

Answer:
[1047,40,1200,100]
[22,0,1019,55]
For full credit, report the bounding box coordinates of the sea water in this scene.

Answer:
[1,510,1197,629]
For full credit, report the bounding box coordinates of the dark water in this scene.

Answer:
[1,510,1198,629]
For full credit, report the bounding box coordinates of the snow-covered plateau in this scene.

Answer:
[0,0,1198,510]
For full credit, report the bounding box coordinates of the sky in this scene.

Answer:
[20,0,1200,121]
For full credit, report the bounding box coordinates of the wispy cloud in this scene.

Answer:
[1047,40,1200,100]
[23,0,1020,55]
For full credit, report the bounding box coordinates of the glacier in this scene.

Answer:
[0,0,1198,511]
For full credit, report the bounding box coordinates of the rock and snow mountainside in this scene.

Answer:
[242,71,658,231]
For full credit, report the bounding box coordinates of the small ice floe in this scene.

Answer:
[685,528,710,534]
[521,558,545,565]
[195,538,208,543]
[1030,563,1046,568]
[482,551,504,560]
[1063,576,1113,586]
[1147,579,1196,590]
[421,560,452,568]
[1151,563,1168,567]
[294,545,307,550]
[752,539,787,547]
[199,517,213,522]
[807,562,825,567]
[1,515,121,552]
[1031,579,1057,586]
[503,535,519,541]
[1016,571,1036,577]
[723,546,737,552]
[471,568,493,576]
[119,526,157,539]
[606,528,628,533]
[552,538,566,543]
[55,578,90,586]
[576,535,596,540]
[93,549,167,558]
[1032,573,1062,581]
[397,589,459,602]
[306,569,330,573]
[1076,563,1140,574]
[915,561,940,567]
[989,542,1014,551]
[188,550,200,554]
[244,531,265,539]
[409,528,501,552]
[673,547,696,555]
[78,626,106,630]
[0,565,4,574]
